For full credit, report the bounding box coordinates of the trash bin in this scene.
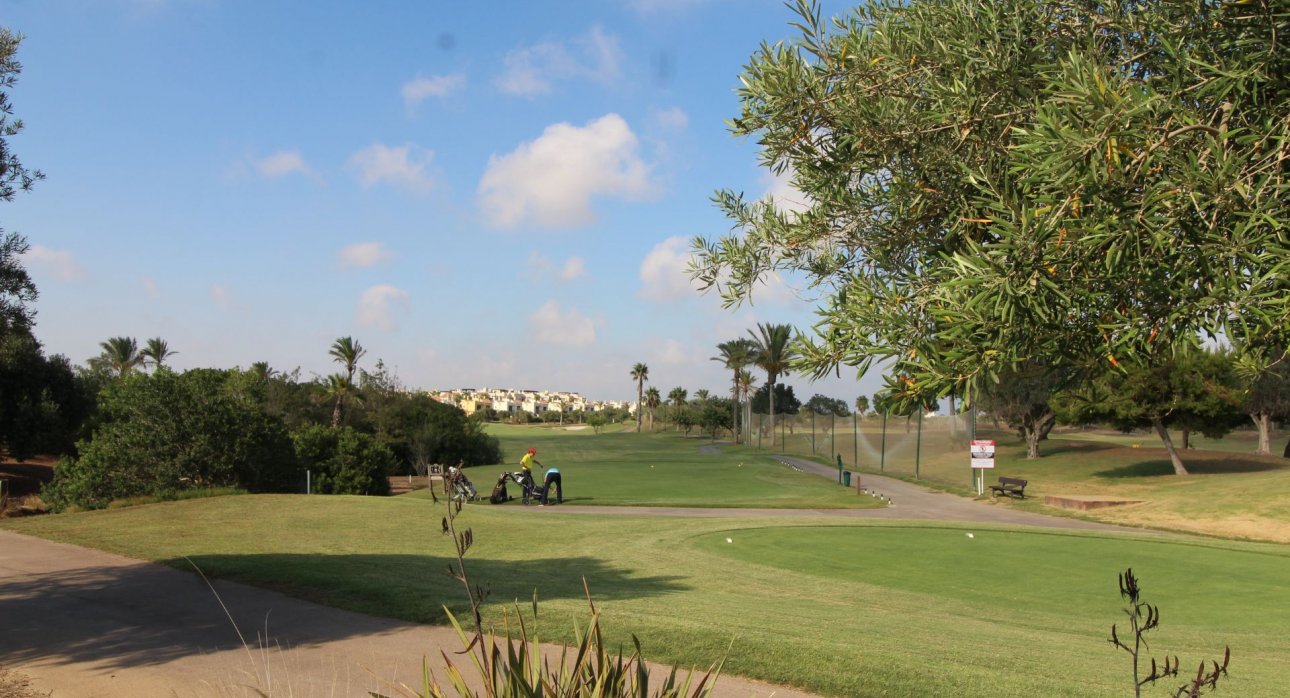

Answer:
[842,471,851,487]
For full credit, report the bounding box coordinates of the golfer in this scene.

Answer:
[519,447,541,503]
[540,465,562,505]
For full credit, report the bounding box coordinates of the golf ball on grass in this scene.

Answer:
[725,537,733,544]
[966,533,975,539]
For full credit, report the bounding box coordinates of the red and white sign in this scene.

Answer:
[970,439,996,469]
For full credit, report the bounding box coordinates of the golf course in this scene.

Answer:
[6,426,1289,697]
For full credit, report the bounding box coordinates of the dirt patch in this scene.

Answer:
[1,455,55,498]
[0,666,49,698]
[1045,494,1144,511]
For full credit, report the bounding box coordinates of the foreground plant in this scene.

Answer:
[1108,568,1230,697]
[372,474,721,698]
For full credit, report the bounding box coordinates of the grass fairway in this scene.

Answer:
[470,426,882,509]
[7,492,1289,697]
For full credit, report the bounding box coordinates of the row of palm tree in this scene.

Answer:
[714,322,798,446]
[629,322,799,444]
[93,336,178,378]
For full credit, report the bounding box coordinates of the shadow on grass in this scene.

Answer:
[1095,454,1289,478]
[0,552,683,671]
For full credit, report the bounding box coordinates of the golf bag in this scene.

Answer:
[445,466,479,502]
[512,470,545,504]
[489,472,513,504]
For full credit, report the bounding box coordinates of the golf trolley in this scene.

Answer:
[445,466,479,502]
[486,470,546,504]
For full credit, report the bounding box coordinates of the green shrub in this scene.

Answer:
[291,424,395,495]
[43,369,299,511]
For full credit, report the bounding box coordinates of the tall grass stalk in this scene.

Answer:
[370,478,723,698]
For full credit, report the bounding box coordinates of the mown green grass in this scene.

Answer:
[469,426,882,509]
[6,494,1288,697]
[483,423,1290,541]
[869,435,1290,542]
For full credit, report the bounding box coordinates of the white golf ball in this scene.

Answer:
[966,533,975,539]
[725,537,733,544]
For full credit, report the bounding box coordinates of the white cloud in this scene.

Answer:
[356,284,411,331]
[638,236,699,302]
[495,26,622,96]
[402,73,466,107]
[762,166,812,215]
[627,0,715,14]
[525,251,554,278]
[655,339,689,365]
[559,257,586,282]
[255,150,318,181]
[478,113,654,228]
[651,106,688,131]
[20,245,85,282]
[339,242,394,268]
[210,284,233,309]
[350,143,436,194]
[524,252,585,283]
[528,300,596,347]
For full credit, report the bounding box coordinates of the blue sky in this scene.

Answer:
[7,0,882,404]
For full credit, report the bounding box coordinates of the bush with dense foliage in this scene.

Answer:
[44,369,298,511]
[357,392,502,473]
[0,330,93,460]
[290,424,395,495]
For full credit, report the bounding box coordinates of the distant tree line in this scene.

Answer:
[19,335,501,511]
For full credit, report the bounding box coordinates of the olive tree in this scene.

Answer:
[691,0,1289,467]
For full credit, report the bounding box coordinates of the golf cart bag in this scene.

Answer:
[512,470,545,504]
[489,472,513,504]
[445,466,479,502]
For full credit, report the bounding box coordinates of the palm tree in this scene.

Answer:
[324,372,360,428]
[644,387,661,432]
[749,323,798,446]
[141,337,177,372]
[855,395,870,418]
[630,363,649,432]
[713,338,758,444]
[329,336,366,383]
[693,389,711,402]
[737,368,758,441]
[667,387,688,429]
[96,336,145,378]
[249,361,277,382]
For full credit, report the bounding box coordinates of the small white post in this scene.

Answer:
[306,469,311,495]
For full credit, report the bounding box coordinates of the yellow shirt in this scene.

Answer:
[520,452,537,473]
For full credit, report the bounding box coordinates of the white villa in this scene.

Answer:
[429,387,627,417]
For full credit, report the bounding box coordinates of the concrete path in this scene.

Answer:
[0,529,818,698]
[766,455,1146,533]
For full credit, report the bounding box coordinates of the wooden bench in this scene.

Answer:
[990,477,1028,499]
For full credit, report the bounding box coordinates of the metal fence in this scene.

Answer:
[744,409,1287,489]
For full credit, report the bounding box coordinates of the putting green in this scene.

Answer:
[694,525,1290,634]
